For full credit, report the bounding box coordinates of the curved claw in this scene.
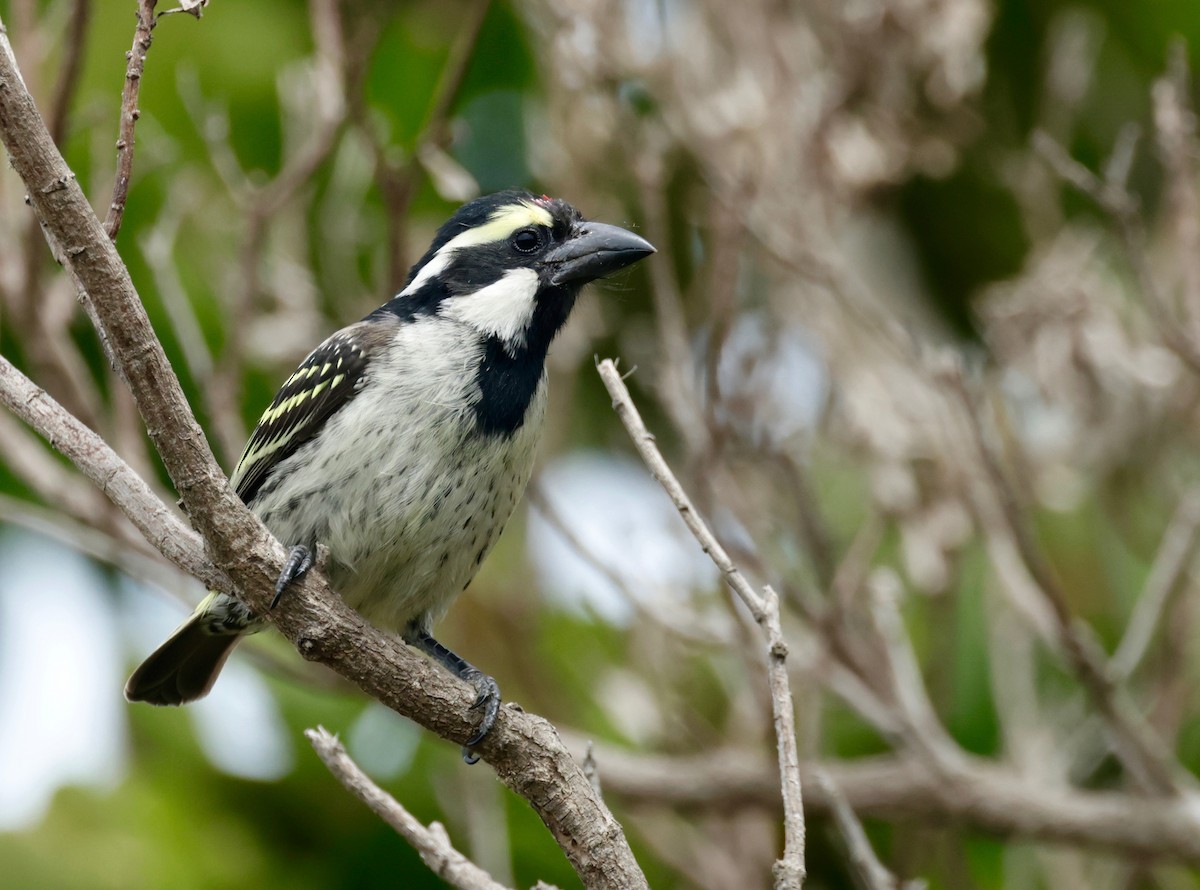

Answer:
[272,544,315,609]
[461,671,501,764]
[402,628,502,765]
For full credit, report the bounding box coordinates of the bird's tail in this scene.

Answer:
[125,594,248,706]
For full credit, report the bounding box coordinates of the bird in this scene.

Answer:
[125,190,654,761]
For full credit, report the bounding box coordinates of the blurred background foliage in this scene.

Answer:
[3,0,1200,887]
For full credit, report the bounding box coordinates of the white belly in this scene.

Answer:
[250,322,547,634]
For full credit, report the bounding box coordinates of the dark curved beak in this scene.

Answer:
[543,222,655,287]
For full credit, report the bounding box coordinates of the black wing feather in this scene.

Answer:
[231,329,373,505]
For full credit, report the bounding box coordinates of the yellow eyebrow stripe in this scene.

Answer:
[439,201,553,253]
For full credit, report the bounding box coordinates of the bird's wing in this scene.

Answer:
[231,325,377,505]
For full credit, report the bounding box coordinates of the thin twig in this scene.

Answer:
[306,727,516,890]
[0,354,225,589]
[942,362,1184,795]
[47,0,91,146]
[1112,489,1200,680]
[597,357,806,889]
[367,0,492,288]
[1153,41,1200,341]
[812,769,923,890]
[1033,129,1200,376]
[105,0,158,240]
[527,483,730,647]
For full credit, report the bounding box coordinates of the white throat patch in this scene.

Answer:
[442,268,540,345]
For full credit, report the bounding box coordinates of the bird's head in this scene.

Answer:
[395,190,654,355]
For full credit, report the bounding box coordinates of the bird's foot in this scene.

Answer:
[405,628,502,765]
[272,544,315,609]
[461,669,501,764]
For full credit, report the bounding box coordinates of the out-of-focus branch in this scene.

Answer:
[47,0,90,145]
[566,737,1200,866]
[527,482,731,647]
[253,0,348,222]
[363,0,492,289]
[0,407,108,526]
[1033,129,1200,376]
[9,0,96,435]
[811,770,924,890]
[0,488,351,693]
[597,357,806,890]
[306,727,520,890]
[0,33,648,890]
[1153,42,1200,341]
[0,354,226,589]
[1112,489,1200,680]
[864,573,964,771]
[0,491,186,594]
[213,0,351,463]
[943,363,1185,796]
[632,153,708,455]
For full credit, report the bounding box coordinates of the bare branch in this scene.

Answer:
[569,737,1200,866]
[942,362,1186,795]
[597,357,806,889]
[1112,489,1200,680]
[0,491,187,595]
[0,27,647,890]
[1153,41,1200,337]
[811,769,923,890]
[364,0,493,288]
[1033,129,1200,375]
[105,0,158,240]
[47,0,90,146]
[0,354,226,589]
[306,727,515,890]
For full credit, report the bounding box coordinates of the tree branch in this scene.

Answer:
[811,769,923,890]
[0,353,225,589]
[1112,488,1200,680]
[943,362,1186,795]
[105,0,158,240]
[568,738,1200,866]
[0,23,646,890]
[597,357,807,889]
[306,727,519,890]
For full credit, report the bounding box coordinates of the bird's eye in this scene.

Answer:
[511,228,542,254]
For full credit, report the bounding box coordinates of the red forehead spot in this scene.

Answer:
[536,194,553,205]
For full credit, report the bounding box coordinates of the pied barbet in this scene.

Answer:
[125,191,654,761]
